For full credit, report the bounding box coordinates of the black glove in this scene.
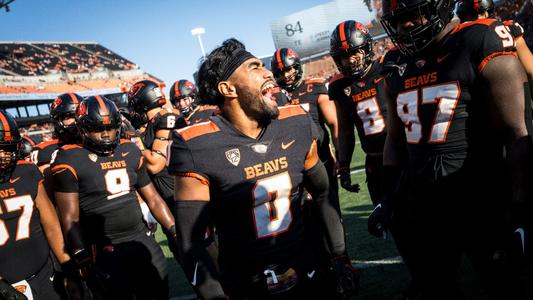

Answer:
[338,168,360,193]
[331,255,359,299]
[367,203,392,238]
[0,279,27,300]
[73,249,110,295]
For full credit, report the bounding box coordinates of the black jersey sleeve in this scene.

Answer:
[51,149,79,193]
[305,79,328,95]
[505,20,525,38]
[156,111,187,130]
[168,131,209,182]
[478,21,517,71]
[136,165,152,188]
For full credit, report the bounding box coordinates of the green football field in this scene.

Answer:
[156,143,486,299]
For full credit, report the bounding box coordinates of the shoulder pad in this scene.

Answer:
[176,121,220,141]
[60,144,83,151]
[328,73,344,85]
[278,105,307,120]
[35,139,59,150]
[450,18,496,35]
[305,78,326,85]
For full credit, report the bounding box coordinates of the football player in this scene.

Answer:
[0,110,80,300]
[52,96,176,299]
[329,20,389,206]
[20,136,36,161]
[371,0,532,298]
[31,93,82,172]
[169,38,358,300]
[271,48,343,209]
[169,79,219,125]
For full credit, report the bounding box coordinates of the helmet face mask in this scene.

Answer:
[271,48,303,92]
[381,0,454,56]
[330,21,374,78]
[76,96,123,155]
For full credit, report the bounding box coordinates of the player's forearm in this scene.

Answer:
[41,215,71,263]
[304,161,346,255]
[142,151,166,174]
[337,129,355,169]
[148,196,175,230]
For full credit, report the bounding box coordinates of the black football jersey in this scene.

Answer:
[329,60,388,154]
[383,19,516,176]
[0,161,50,283]
[142,107,186,201]
[51,141,151,246]
[504,20,525,38]
[271,87,290,106]
[186,105,218,125]
[288,79,331,159]
[168,106,320,278]
[31,139,60,166]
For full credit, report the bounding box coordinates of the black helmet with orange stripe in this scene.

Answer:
[271,48,303,92]
[330,20,374,78]
[76,95,122,155]
[169,79,198,116]
[381,0,454,56]
[50,93,83,142]
[127,80,166,128]
[0,110,22,177]
[456,0,494,21]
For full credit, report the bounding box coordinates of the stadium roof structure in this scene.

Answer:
[0,41,162,101]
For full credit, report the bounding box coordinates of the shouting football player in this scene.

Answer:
[329,20,389,207]
[169,38,358,299]
[370,0,532,298]
[169,79,219,125]
[0,110,81,300]
[52,96,176,299]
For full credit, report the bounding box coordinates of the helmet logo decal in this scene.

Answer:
[52,97,62,110]
[355,22,369,34]
[184,81,195,91]
[128,82,146,98]
[77,101,87,117]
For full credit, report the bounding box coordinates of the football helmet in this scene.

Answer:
[0,110,22,180]
[271,48,303,92]
[169,79,198,116]
[19,135,35,159]
[330,20,374,78]
[456,0,494,20]
[76,95,122,155]
[50,93,83,142]
[381,0,455,56]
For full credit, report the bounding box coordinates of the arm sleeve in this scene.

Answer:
[303,161,346,256]
[51,151,79,193]
[174,200,225,299]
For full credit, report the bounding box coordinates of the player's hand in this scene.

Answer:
[0,279,28,300]
[338,169,360,193]
[331,255,359,299]
[367,203,391,238]
[60,260,84,300]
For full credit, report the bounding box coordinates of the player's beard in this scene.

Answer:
[238,85,279,125]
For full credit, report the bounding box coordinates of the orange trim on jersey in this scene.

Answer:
[68,93,79,105]
[304,78,325,85]
[61,144,83,150]
[0,112,12,141]
[451,18,496,35]
[278,105,307,120]
[51,164,78,179]
[503,20,513,26]
[177,121,220,141]
[329,73,344,84]
[275,49,283,70]
[35,139,59,150]
[16,160,33,165]
[478,51,517,73]
[119,139,133,144]
[339,21,348,49]
[177,172,209,186]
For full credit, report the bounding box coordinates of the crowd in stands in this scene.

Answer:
[20,122,54,143]
[0,42,137,76]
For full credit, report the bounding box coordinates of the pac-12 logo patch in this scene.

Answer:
[344,86,351,96]
[225,148,240,166]
[88,153,98,162]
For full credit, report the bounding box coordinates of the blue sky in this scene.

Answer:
[0,0,330,88]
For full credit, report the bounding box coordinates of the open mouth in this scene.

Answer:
[261,81,277,103]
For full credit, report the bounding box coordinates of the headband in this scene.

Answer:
[220,48,256,81]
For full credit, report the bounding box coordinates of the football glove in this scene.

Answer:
[338,168,360,193]
[367,203,391,238]
[0,279,27,300]
[331,255,359,299]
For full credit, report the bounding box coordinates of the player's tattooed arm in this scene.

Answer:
[173,176,225,299]
[141,129,171,174]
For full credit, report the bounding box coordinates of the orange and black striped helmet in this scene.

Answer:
[76,95,122,155]
[50,92,83,142]
[330,20,374,78]
[169,79,198,115]
[271,48,303,92]
[0,110,22,171]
